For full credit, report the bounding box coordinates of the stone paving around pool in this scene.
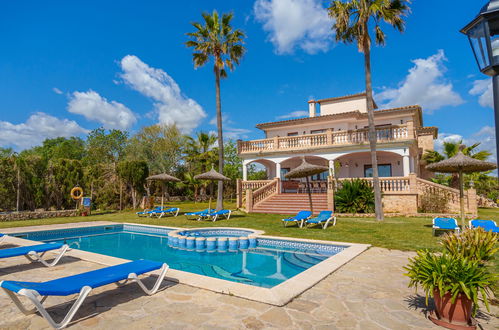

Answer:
[0,246,497,329]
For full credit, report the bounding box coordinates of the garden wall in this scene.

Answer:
[0,210,78,222]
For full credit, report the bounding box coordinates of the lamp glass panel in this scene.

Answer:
[468,20,490,70]
[488,17,499,66]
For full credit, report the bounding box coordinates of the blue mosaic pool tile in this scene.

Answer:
[123,224,172,236]
[256,238,345,255]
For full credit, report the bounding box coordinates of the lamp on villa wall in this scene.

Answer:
[461,0,499,168]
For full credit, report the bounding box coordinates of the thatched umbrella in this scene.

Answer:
[194,166,230,211]
[285,157,329,214]
[426,146,496,226]
[146,173,181,208]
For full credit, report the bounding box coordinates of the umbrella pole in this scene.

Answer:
[459,170,465,228]
[306,176,314,214]
[161,184,165,209]
[209,181,213,211]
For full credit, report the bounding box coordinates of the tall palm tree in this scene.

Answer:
[186,11,246,210]
[185,132,217,199]
[329,0,409,221]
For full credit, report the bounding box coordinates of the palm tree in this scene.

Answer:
[185,132,218,173]
[423,140,492,188]
[186,11,246,210]
[328,0,409,221]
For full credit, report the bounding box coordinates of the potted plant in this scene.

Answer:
[404,250,496,329]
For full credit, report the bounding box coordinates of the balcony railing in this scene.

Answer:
[238,124,412,154]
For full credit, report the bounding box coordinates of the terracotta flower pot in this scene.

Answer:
[430,289,476,329]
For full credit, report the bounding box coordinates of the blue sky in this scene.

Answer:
[0,0,496,159]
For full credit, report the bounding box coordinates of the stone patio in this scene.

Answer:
[0,246,497,329]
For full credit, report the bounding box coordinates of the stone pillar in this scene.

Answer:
[246,189,253,213]
[275,162,281,179]
[408,173,418,194]
[242,163,248,181]
[236,179,242,208]
[327,176,334,211]
[406,120,414,139]
[403,155,410,176]
[409,156,415,173]
[328,159,335,177]
[467,188,478,217]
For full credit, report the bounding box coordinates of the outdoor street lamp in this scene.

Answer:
[461,0,499,167]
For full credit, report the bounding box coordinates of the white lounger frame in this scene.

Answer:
[432,217,460,235]
[0,263,169,329]
[198,210,231,222]
[306,216,337,229]
[24,244,70,267]
[156,208,180,218]
[0,235,5,244]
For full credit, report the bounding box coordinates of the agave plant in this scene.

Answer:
[441,227,498,264]
[334,179,375,213]
[404,251,496,315]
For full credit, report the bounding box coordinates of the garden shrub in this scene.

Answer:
[419,190,449,213]
[334,179,374,213]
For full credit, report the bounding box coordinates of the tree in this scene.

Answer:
[329,0,409,220]
[186,11,246,210]
[23,137,86,160]
[85,128,129,165]
[126,124,186,174]
[423,140,492,189]
[185,132,217,173]
[117,161,149,209]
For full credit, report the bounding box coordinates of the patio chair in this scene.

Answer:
[0,243,69,267]
[185,209,214,220]
[152,207,180,218]
[282,211,312,228]
[469,219,499,233]
[0,259,169,329]
[136,206,163,217]
[198,209,232,222]
[432,217,460,235]
[305,211,336,229]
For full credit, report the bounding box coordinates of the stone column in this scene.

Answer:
[328,159,335,177]
[402,155,410,176]
[275,162,281,179]
[242,163,248,181]
[467,188,478,217]
[409,156,415,173]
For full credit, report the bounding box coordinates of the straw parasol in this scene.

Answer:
[194,166,230,211]
[426,145,496,226]
[285,157,329,214]
[146,173,181,208]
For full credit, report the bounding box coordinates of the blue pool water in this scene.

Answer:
[12,224,345,288]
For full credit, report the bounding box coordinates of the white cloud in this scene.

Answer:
[276,110,308,119]
[469,79,493,108]
[0,112,88,150]
[376,50,464,111]
[434,132,463,153]
[209,114,250,140]
[52,87,63,95]
[254,0,332,54]
[67,90,137,130]
[119,55,206,133]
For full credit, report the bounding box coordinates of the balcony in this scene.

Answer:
[238,124,414,155]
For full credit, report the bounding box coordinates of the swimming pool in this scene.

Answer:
[11,224,346,288]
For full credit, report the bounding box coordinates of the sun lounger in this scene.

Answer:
[432,217,460,235]
[469,219,499,233]
[0,243,69,267]
[305,211,336,229]
[0,233,5,244]
[152,207,180,218]
[282,211,312,228]
[185,209,214,220]
[136,206,163,217]
[0,259,168,329]
[198,209,232,222]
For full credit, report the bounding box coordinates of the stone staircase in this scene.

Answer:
[251,193,329,215]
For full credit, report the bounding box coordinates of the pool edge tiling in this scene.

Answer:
[1,221,370,306]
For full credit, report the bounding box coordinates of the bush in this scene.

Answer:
[441,227,498,264]
[419,190,449,213]
[334,179,374,213]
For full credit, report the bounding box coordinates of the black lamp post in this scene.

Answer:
[461,0,499,168]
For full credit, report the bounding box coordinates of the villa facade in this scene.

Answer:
[236,93,477,215]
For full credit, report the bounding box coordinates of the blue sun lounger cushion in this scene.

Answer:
[305,211,336,229]
[198,209,232,222]
[282,211,312,228]
[136,206,164,217]
[153,207,180,218]
[0,233,5,243]
[432,217,460,235]
[0,243,69,267]
[185,209,214,219]
[469,219,499,233]
[0,259,169,329]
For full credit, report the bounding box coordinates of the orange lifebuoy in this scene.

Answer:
[70,187,83,200]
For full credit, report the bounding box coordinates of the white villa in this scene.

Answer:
[236,93,477,215]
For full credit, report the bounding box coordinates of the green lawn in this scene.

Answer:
[2,202,498,297]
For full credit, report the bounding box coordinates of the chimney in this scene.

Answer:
[308,100,316,117]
